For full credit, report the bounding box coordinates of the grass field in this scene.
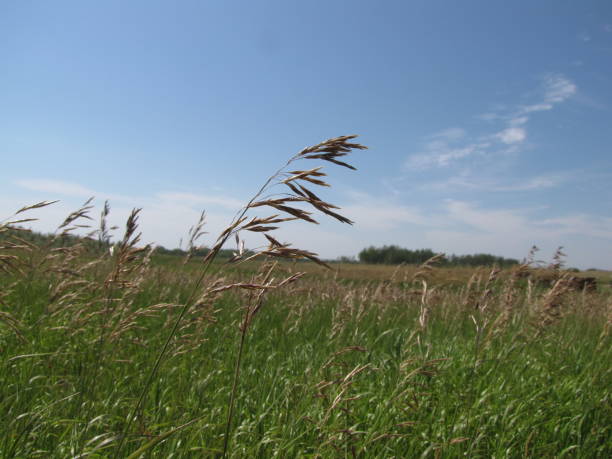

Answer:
[1,245,610,458]
[1,137,610,457]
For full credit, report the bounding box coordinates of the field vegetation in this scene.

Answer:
[1,136,610,458]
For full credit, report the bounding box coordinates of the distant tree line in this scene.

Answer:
[358,245,519,267]
[0,228,256,261]
[1,230,519,267]
[0,228,108,252]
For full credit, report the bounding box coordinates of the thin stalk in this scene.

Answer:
[222,310,249,457]
[113,156,296,458]
[223,264,275,456]
[113,136,364,457]
[345,399,350,459]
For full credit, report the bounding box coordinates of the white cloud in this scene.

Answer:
[423,201,612,268]
[496,127,526,144]
[15,179,245,212]
[443,200,612,243]
[339,191,427,230]
[407,74,577,169]
[476,112,501,121]
[407,145,480,169]
[429,127,465,140]
[520,103,554,113]
[536,215,612,240]
[491,74,575,148]
[420,173,566,192]
[520,75,576,114]
[509,116,528,126]
[542,74,577,104]
[322,197,612,268]
[343,202,425,231]
[15,179,96,198]
[406,127,489,169]
[14,178,138,204]
[497,175,563,191]
[10,178,250,249]
[444,200,528,234]
[156,191,244,211]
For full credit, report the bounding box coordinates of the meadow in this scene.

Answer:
[1,136,610,457]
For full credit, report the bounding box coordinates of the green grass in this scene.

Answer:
[1,258,610,458]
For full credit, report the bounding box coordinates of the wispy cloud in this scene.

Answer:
[491,74,576,147]
[406,74,577,170]
[476,112,501,121]
[496,127,526,145]
[337,197,612,268]
[496,175,564,191]
[442,200,612,241]
[423,201,612,267]
[537,215,612,240]
[443,200,531,234]
[344,193,612,242]
[420,173,567,192]
[11,178,247,249]
[156,192,243,210]
[342,191,426,231]
[405,128,490,168]
[519,74,576,114]
[15,178,137,204]
[430,127,466,140]
[16,179,97,198]
[15,179,243,212]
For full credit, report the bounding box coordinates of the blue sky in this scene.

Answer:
[2,0,612,268]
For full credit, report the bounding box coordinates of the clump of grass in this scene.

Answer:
[113,135,367,457]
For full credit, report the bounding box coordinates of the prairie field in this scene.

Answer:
[1,235,610,458]
[1,137,611,458]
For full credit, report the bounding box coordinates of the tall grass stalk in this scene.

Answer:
[114,135,366,457]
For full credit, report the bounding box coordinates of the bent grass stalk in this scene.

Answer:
[113,135,366,457]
